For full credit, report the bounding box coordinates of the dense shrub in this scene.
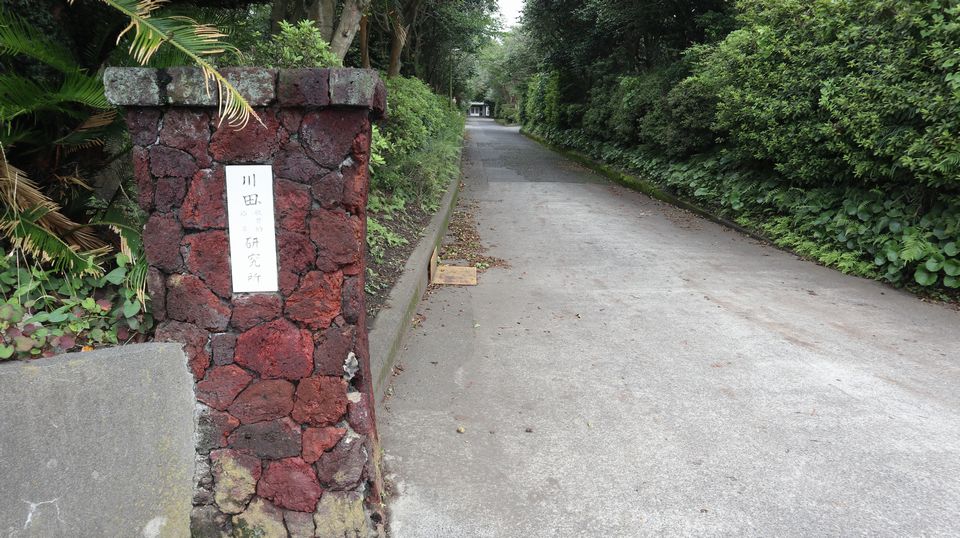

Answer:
[524,72,561,130]
[245,20,341,68]
[372,75,464,206]
[691,0,960,188]
[365,75,464,271]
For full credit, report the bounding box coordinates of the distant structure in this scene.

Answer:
[468,101,492,117]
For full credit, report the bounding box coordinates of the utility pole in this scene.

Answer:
[449,48,460,106]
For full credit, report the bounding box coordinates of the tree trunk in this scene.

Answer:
[330,0,370,61]
[386,0,422,78]
[306,0,336,43]
[387,15,406,78]
[289,0,306,25]
[269,0,289,34]
[359,14,371,68]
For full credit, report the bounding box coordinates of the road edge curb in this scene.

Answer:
[368,156,463,404]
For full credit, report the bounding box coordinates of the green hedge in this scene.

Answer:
[371,75,464,207]
[692,0,960,188]
[366,75,464,268]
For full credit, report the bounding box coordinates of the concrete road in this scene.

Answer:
[378,118,960,537]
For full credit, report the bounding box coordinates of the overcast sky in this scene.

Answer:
[498,0,524,28]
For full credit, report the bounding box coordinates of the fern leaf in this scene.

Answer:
[56,71,111,110]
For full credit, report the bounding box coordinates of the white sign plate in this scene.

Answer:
[225,165,279,293]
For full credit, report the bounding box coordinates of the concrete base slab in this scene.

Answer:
[0,344,195,537]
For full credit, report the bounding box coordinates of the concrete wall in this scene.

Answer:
[0,344,195,537]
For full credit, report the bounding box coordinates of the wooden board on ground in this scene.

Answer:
[432,264,478,286]
[429,247,439,282]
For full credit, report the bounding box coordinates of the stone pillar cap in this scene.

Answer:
[103,67,386,118]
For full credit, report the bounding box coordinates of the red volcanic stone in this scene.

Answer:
[274,147,323,184]
[347,393,374,435]
[354,328,369,374]
[285,271,342,330]
[234,319,313,380]
[275,179,311,233]
[228,417,301,459]
[352,126,370,161]
[310,168,344,209]
[211,332,237,365]
[210,110,283,162]
[197,407,240,453]
[133,146,153,211]
[277,230,316,275]
[149,145,197,179]
[291,376,348,427]
[277,69,330,107]
[279,110,302,132]
[314,326,354,376]
[341,275,363,324]
[300,110,363,168]
[341,156,368,214]
[147,267,166,321]
[154,176,187,212]
[143,213,183,271]
[231,293,282,331]
[197,365,253,410]
[228,379,295,424]
[159,109,211,167]
[279,270,299,296]
[313,326,354,376]
[181,168,226,229]
[302,427,346,464]
[315,435,367,490]
[126,109,160,146]
[155,320,209,380]
[166,274,231,331]
[184,230,231,298]
[257,457,322,512]
[308,209,362,271]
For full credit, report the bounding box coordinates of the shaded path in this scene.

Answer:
[379,118,960,537]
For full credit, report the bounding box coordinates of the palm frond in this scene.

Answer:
[53,110,119,152]
[0,10,78,74]
[0,148,108,275]
[86,0,259,128]
[93,203,148,304]
[1,206,107,276]
[57,71,111,110]
[105,220,147,304]
[0,71,109,122]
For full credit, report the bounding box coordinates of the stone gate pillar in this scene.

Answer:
[105,67,386,537]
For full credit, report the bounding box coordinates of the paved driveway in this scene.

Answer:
[379,118,960,537]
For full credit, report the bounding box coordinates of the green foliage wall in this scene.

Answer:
[372,75,464,206]
[692,0,960,188]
